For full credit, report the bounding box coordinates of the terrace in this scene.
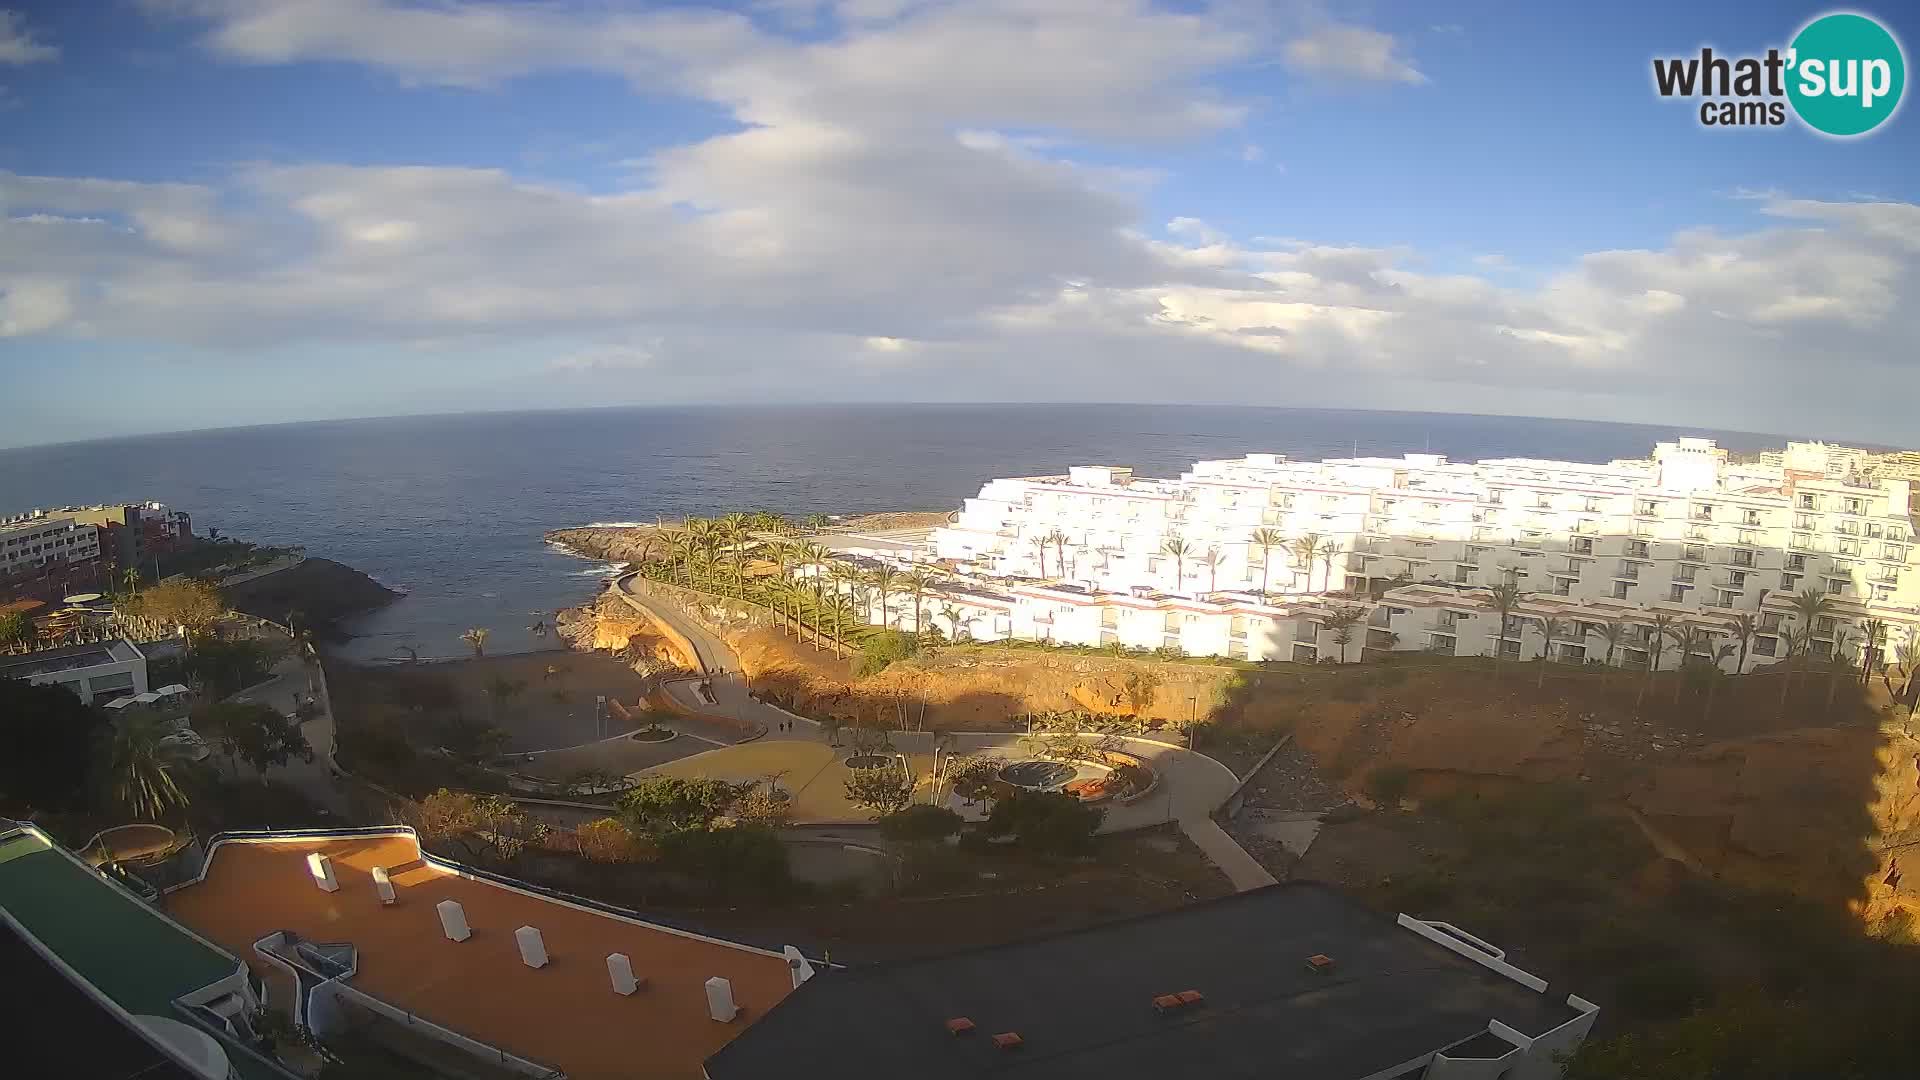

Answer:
[164,830,798,1080]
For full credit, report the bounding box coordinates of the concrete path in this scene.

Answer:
[1179,815,1279,891]
[211,648,352,817]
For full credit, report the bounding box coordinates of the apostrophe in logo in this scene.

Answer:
[1787,12,1905,136]
[1651,10,1906,137]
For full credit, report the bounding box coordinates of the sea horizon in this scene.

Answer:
[0,403,1870,662]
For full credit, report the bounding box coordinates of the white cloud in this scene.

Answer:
[6,3,1919,442]
[0,10,55,65]
[1240,142,1264,162]
[1283,24,1425,84]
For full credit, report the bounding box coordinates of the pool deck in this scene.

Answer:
[165,833,796,1080]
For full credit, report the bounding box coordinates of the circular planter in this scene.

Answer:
[843,753,895,770]
[997,760,1078,790]
[629,727,677,743]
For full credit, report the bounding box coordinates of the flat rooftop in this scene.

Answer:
[0,638,141,679]
[706,882,1580,1080]
[165,832,796,1080]
[1,918,202,1080]
[0,829,241,1021]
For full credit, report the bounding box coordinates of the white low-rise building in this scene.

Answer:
[0,638,148,704]
[819,438,1920,672]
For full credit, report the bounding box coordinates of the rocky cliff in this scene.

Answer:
[545,526,669,564]
[220,558,400,637]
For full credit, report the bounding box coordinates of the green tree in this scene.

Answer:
[854,629,917,677]
[0,679,105,814]
[1537,616,1575,687]
[121,567,142,595]
[1159,536,1192,593]
[803,512,831,532]
[406,789,545,863]
[1289,532,1322,591]
[0,609,31,647]
[1316,539,1345,593]
[1249,528,1287,599]
[1642,611,1677,711]
[108,712,190,819]
[868,564,899,629]
[902,563,941,635]
[1200,544,1223,594]
[183,633,279,697]
[1121,668,1160,719]
[1587,618,1631,668]
[1049,528,1070,578]
[1030,534,1050,578]
[1783,587,1834,712]
[844,766,915,818]
[656,824,790,898]
[946,755,999,804]
[617,775,741,837]
[1486,579,1525,684]
[133,578,224,631]
[460,627,489,658]
[985,790,1103,854]
[1326,603,1367,664]
[1727,611,1759,676]
[880,804,962,844]
[199,701,314,783]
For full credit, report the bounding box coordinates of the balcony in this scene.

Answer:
[1615,565,1641,581]
[1714,574,1747,590]
[1425,638,1457,656]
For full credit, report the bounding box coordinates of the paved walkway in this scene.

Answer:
[213,647,352,817]
[608,574,1272,884]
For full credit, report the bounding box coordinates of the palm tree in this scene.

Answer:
[121,567,141,596]
[1727,612,1759,677]
[1783,588,1834,714]
[940,602,972,642]
[1860,618,1889,687]
[1200,545,1223,595]
[799,542,831,646]
[1486,580,1525,684]
[1537,616,1574,687]
[1826,627,1860,717]
[1588,618,1631,668]
[1160,536,1192,593]
[1249,528,1287,599]
[1642,612,1677,712]
[1030,535,1050,578]
[1048,529,1069,580]
[1667,623,1717,705]
[870,564,899,629]
[666,531,695,586]
[718,516,751,597]
[803,513,832,533]
[1316,540,1345,594]
[109,712,188,819]
[827,563,859,655]
[902,563,941,634]
[1290,532,1322,591]
[461,627,490,657]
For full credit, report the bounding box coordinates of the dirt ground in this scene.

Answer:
[329,651,658,752]
[680,825,1232,964]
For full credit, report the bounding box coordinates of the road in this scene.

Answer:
[607,573,1275,891]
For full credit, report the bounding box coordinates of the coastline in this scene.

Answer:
[542,509,951,563]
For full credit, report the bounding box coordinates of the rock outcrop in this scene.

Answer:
[220,558,399,637]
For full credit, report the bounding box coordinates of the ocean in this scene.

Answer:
[0,404,1785,661]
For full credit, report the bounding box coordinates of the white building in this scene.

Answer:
[0,513,101,578]
[842,438,1920,672]
[0,638,148,704]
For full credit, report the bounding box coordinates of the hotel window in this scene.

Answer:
[1626,540,1650,559]
[1781,573,1801,590]
[1583,497,1602,513]
[1692,503,1715,521]
[1743,510,1763,526]
[1612,581,1631,599]
[1674,565,1696,583]
[1826,579,1846,595]
[1800,493,1819,509]
[1683,544,1705,561]
[1636,499,1660,515]
[1487,488,1507,505]
[1876,586,1894,601]
[1731,549,1755,568]
[1754,637,1778,657]
[1454,565,1471,583]
[1887,544,1909,562]
[1839,540,1862,556]
[1535,494,1553,509]
[1817,616,1837,634]
[1669,584,1688,602]
[1844,498,1864,515]
[1786,553,1806,571]
[1552,578,1572,596]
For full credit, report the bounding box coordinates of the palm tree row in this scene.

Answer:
[633,514,974,658]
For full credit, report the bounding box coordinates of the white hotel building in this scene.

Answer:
[840,438,1918,672]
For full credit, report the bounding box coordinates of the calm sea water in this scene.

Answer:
[0,404,1783,661]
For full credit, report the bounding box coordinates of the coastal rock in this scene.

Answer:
[220,557,399,635]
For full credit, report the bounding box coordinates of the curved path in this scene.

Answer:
[608,573,1274,890]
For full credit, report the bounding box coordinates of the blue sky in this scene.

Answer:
[2,1,1917,448]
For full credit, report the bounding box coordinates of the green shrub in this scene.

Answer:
[853,630,919,677]
[657,824,791,897]
[880,804,963,845]
[985,790,1103,854]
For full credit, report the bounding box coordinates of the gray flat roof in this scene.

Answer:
[0,639,140,679]
[706,883,1578,1080]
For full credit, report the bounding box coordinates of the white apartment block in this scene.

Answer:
[0,513,102,578]
[828,438,1920,673]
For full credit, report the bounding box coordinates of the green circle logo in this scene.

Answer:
[1787,12,1906,136]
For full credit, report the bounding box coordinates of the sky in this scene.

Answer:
[0,0,1916,449]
